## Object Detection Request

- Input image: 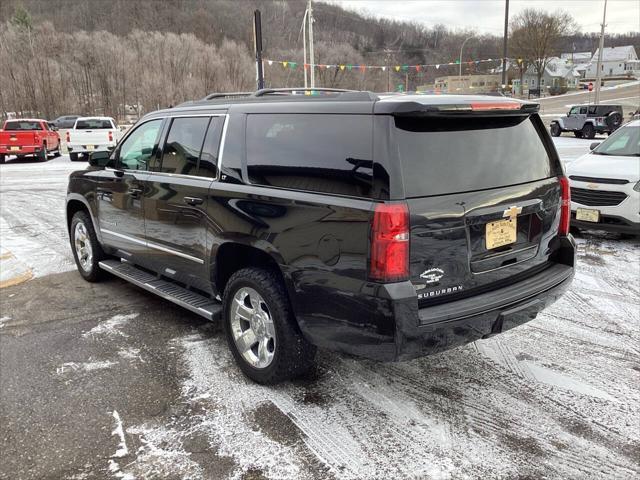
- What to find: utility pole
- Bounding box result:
[501,0,509,89]
[459,36,473,78]
[594,0,607,105]
[253,10,265,90]
[300,8,308,88]
[385,50,392,92]
[308,0,315,88]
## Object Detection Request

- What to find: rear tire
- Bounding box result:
[0,154,5,164]
[70,211,106,282]
[222,267,316,384]
[573,131,583,138]
[550,123,561,137]
[582,123,595,140]
[53,147,61,158]
[69,152,79,162]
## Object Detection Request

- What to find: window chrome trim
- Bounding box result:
[101,229,204,265]
[118,113,228,181]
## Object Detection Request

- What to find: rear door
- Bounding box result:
[385,112,563,305]
[143,114,225,291]
[96,118,164,261]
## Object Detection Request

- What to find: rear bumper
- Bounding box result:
[571,213,640,234]
[300,236,576,362]
[0,145,40,155]
[68,143,115,154]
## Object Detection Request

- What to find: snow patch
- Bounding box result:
[0,316,10,328]
[111,410,129,458]
[118,347,145,363]
[83,313,139,338]
[56,361,117,375]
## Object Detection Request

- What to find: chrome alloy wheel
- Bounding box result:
[74,221,93,272]
[230,287,276,369]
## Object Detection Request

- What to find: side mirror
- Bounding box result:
[589,142,600,151]
[88,150,111,168]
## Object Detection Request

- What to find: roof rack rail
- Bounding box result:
[202,92,253,100]
[253,87,358,97]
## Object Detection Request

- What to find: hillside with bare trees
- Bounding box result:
[1,0,638,120]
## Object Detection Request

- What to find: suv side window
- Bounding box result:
[569,107,580,115]
[579,107,587,114]
[588,106,598,115]
[198,116,224,178]
[246,114,373,197]
[158,117,209,175]
[117,119,162,171]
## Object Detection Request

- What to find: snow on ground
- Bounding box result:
[1,146,639,478]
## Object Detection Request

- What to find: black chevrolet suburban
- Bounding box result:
[66,88,576,384]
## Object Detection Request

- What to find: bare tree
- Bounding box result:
[510,9,577,93]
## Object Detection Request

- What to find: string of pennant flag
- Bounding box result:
[264,57,502,71]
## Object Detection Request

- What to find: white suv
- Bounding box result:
[567,120,640,235]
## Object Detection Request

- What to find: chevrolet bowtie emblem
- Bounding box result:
[503,206,522,220]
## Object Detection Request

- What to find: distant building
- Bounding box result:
[523,57,581,95]
[560,52,592,65]
[585,45,638,78]
[425,74,501,94]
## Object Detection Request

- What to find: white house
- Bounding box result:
[585,45,638,77]
[560,52,592,65]
[523,57,581,94]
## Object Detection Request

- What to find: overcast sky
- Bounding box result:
[327,0,639,35]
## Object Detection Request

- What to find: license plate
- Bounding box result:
[576,208,600,223]
[86,145,95,151]
[486,218,517,249]
[9,146,20,151]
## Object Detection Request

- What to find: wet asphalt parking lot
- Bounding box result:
[0,136,639,479]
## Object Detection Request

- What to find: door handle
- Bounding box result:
[183,196,204,206]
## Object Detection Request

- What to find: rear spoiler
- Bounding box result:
[376,101,540,116]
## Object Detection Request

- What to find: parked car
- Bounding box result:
[66,116,121,161]
[66,89,576,384]
[52,115,81,129]
[550,104,624,139]
[567,119,640,235]
[0,118,61,163]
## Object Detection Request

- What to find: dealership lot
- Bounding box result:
[1,139,639,479]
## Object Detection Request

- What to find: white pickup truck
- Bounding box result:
[66,116,121,161]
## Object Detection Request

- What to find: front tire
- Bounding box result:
[70,211,106,282]
[582,123,595,140]
[550,123,561,137]
[69,152,79,162]
[222,267,316,384]
[0,154,5,164]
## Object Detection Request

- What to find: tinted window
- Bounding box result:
[159,117,209,175]
[396,116,552,197]
[75,119,113,129]
[198,116,224,178]
[4,121,41,130]
[118,119,162,170]
[246,114,373,197]
[579,107,587,114]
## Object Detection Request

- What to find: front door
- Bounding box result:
[96,118,164,263]
[143,115,225,291]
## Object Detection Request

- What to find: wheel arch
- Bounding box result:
[66,194,102,243]
[211,240,294,302]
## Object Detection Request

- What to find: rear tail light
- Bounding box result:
[65,131,70,143]
[108,131,113,142]
[370,203,410,282]
[559,176,571,235]
[470,102,521,111]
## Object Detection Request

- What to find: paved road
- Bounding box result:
[536,82,640,118]
[1,152,639,479]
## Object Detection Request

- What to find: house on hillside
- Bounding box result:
[523,57,581,95]
[560,52,592,65]
[585,45,639,78]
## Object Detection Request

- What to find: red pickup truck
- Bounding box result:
[0,119,61,164]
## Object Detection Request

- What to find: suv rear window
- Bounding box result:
[246,114,373,197]
[395,116,553,197]
[75,119,113,129]
[4,121,40,130]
